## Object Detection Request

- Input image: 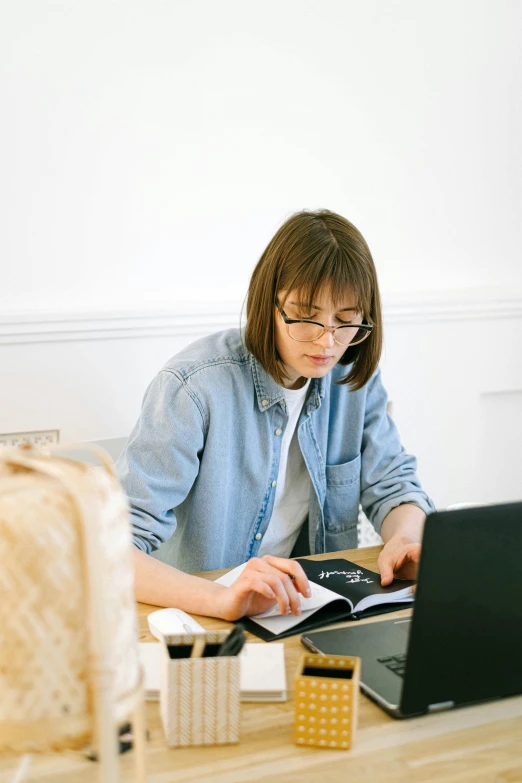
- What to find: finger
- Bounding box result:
[260,571,302,615]
[377,552,396,586]
[395,547,422,575]
[237,561,279,600]
[243,576,277,602]
[280,573,302,615]
[258,573,293,614]
[393,549,409,573]
[260,555,312,598]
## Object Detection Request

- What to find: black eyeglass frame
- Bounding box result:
[275,300,374,346]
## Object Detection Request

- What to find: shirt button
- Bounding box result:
[275,428,282,436]
[262,399,269,407]
[255,533,262,540]
[271,480,277,488]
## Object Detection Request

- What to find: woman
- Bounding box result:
[117,209,435,621]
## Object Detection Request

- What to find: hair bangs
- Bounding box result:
[279,244,371,316]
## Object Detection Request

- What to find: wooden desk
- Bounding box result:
[2,546,522,782]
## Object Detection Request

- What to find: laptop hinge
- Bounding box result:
[427,700,455,713]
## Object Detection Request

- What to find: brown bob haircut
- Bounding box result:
[245,209,382,390]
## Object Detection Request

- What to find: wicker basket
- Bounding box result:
[0,445,145,781]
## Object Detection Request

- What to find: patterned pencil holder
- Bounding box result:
[160,630,240,747]
[294,653,360,750]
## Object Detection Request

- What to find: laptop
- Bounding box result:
[301,502,522,718]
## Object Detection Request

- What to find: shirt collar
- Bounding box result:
[250,354,326,413]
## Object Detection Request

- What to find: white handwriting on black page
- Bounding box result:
[317,569,374,584]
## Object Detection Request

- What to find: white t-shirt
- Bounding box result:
[257,380,311,558]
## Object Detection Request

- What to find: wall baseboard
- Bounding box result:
[1,288,521,345]
[0,311,241,345]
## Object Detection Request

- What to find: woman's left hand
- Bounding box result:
[377,536,421,586]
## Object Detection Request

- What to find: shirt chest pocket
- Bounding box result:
[324,453,361,533]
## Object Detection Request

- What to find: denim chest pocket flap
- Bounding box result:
[325,453,361,487]
[324,453,361,533]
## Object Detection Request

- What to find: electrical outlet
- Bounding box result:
[0,429,60,448]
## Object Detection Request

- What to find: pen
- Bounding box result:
[217,624,246,657]
[190,636,206,658]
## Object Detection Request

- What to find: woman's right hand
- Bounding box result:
[215,555,312,622]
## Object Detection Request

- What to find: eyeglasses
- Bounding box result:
[276,300,373,346]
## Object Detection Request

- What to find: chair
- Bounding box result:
[91,437,128,463]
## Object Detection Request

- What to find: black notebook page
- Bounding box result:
[296,558,415,610]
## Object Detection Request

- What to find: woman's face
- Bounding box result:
[274,287,363,389]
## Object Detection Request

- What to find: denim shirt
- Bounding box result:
[117,328,435,573]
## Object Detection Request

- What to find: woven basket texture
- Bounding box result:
[0,449,141,752]
[160,630,240,747]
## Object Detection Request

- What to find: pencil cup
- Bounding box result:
[160,630,240,747]
[294,653,360,750]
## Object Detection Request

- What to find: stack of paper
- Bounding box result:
[239,642,286,702]
[139,642,161,701]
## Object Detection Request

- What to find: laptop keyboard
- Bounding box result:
[377,653,407,677]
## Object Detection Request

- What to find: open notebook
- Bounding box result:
[215,558,414,641]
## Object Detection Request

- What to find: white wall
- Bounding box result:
[1,1,521,510]
[1,0,521,310]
